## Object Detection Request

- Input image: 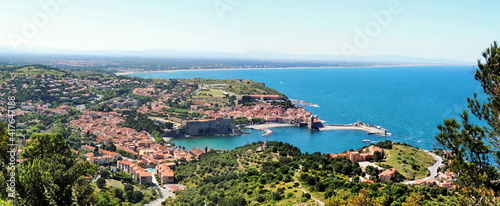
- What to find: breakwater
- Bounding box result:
[319,121,389,136]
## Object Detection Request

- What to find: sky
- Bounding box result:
[0,0,499,61]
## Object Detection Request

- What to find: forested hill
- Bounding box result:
[170,141,455,206]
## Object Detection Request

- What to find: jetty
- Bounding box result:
[319,121,389,136]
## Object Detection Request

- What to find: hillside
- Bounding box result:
[377,144,435,180]
[0,64,305,205]
[172,141,455,206]
[0,64,298,139]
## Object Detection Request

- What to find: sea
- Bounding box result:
[127,66,486,154]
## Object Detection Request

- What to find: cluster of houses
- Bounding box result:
[327,145,400,182]
[206,104,313,124]
[328,145,384,162]
[327,145,457,190]
[117,160,153,184]
[0,100,73,122]
[70,110,214,185]
[0,73,148,120]
[412,172,456,190]
[78,143,209,185]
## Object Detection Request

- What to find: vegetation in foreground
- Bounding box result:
[432,42,500,205]
[173,141,454,206]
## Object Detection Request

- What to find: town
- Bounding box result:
[0,66,460,205]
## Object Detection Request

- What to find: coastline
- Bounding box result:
[114,64,463,76]
[245,123,296,136]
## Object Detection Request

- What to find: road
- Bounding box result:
[424,150,443,180]
[403,150,443,184]
[145,171,176,206]
[91,174,101,183]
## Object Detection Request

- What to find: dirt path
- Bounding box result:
[292,165,325,206]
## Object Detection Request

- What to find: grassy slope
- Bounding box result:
[188,79,284,96]
[193,89,227,98]
[378,145,435,180]
[16,66,67,76]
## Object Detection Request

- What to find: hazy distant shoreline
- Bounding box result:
[115,64,467,76]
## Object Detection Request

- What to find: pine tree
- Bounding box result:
[436,42,500,199]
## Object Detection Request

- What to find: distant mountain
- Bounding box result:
[0,47,473,65]
[121,49,472,65]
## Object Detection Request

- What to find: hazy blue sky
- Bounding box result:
[1,0,498,61]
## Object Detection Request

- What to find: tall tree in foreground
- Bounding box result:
[0,122,10,201]
[469,41,500,165]
[436,42,500,203]
[14,133,97,206]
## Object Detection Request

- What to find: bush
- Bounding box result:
[96,177,106,189]
[113,188,124,200]
[303,193,311,199]
[131,191,144,203]
[124,183,134,192]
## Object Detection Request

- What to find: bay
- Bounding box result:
[127,66,484,154]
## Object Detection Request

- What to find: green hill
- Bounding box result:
[172,141,454,206]
[377,144,435,180]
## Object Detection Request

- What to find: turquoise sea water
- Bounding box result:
[127,66,485,154]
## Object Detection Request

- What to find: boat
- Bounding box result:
[362,139,371,143]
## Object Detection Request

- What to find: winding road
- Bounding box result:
[403,150,443,184]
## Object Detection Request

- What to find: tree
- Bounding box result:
[0,199,15,206]
[100,169,111,179]
[96,177,106,189]
[469,41,500,166]
[124,183,134,192]
[373,151,383,162]
[456,186,497,206]
[72,176,97,206]
[436,42,500,197]
[402,193,424,206]
[327,196,347,206]
[126,190,134,203]
[436,113,494,188]
[346,189,380,206]
[113,188,124,200]
[21,133,74,160]
[0,122,10,199]
[436,42,500,201]
[366,166,380,177]
[15,133,97,206]
[131,191,144,203]
[95,191,119,206]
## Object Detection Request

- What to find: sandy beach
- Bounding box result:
[115,67,317,76]
[113,65,422,76]
[245,123,296,136]
[249,123,296,129]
